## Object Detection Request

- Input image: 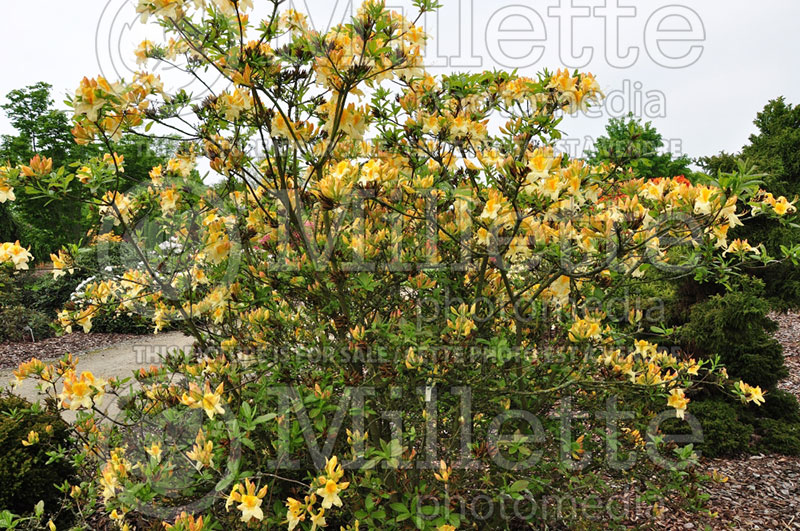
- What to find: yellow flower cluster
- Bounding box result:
[71,73,161,144]
[21,430,40,447]
[217,88,252,121]
[568,316,604,342]
[0,166,14,202]
[0,241,33,270]
[601,341,688,385]
[50,250,75,279]
[762,192,798,216]
[738,381,766,405]
[20,154,53,178]
[58,304,97,333]
[163,512,206,531]
[13,357,50,386]
[285,456,350,530]
[179,381,225,419]
[58,370,108,410]
[100,447,134,502]
[226,478,267,523]
[447,303,477,338]
[309,4,425,93]
[186,428,214,469]
[546,69,604,111]
[667,388,690,419]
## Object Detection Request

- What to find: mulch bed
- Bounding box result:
[0,332,140,370]
[694,312,800,530]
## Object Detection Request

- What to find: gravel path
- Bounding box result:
[0,332,194,408]
[0,332,141,370]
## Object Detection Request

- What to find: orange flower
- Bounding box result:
[20,155,53,178]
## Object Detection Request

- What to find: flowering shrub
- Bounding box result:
[4,0,800,528]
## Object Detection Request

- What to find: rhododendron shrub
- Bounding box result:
[6,0,799,528]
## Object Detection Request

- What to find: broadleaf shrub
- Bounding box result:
[1,1,798,528]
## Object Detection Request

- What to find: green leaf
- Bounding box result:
[508,479,529,492]
[390,502,409,514]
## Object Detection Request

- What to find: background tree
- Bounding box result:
[0,82,77,166]
[587,114,694,179]
[0,82,170,258]
[657,98,800,457]
[699,97,800,309]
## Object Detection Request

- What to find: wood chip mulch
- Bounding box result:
[0,332,140,370]
[694,312,800,530]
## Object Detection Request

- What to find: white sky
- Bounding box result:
[1,0,798,162]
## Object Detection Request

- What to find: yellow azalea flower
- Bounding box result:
[164,512,205,531]
[433,460,451,482]
[20,154,53,178]
[747,386,766,405]
[437,525,457,531]
[739,381,766,405]
[59,370,105,410]
[21,430,39,447]
[225,483,242,511]
[13,357,46,386]
[773,196,796,216]
[286,497,306,530]
[180,381,225,419]
[324,456,345,481]
[447,304,476,337]
[149,164,163,184]
[99,449,132,502]
[103,152,125,172]
[693,186,715,215]
[475,227,492,246]
[226,479,267,523]
[358,159,383,186]
[218,88,252,120]
[134,39,155,65]
[310,508,326,531]
[667,388,689,419]
[479,190,507,224]
[186,429,214,469]
[100,465,119,502]
[74,306,96,333]
[723,238,758,256]
[568,318,603,342]
[405,346,423,369]
[50,250,75,279]
[213,0,254,16]
[0,241,33,270]
[160,188,180,214]
[205,230,231,264]
[0,172,16,202]
[145,442,163,462]
[167,156,194,177]
[316,478,347,509]
[546,275,573,306]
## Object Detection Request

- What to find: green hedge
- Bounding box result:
[0,395,74,515]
